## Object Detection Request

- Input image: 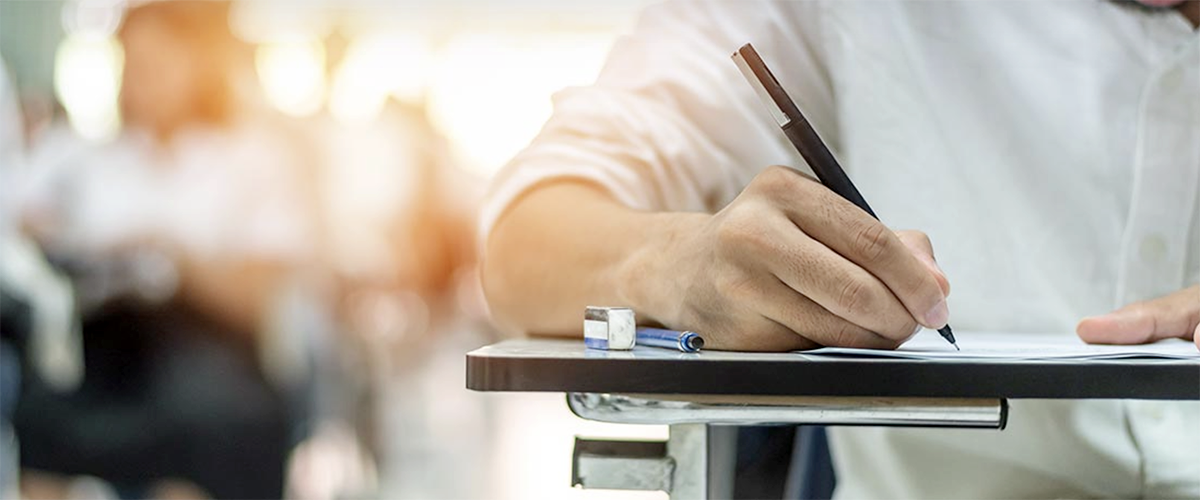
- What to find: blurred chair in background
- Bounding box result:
[321,99,483,352]
[307,91,488,500]
[10,2,321,498]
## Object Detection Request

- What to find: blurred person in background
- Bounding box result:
[11,1,316,498]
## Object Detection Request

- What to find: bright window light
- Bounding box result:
[256,40,327,117]
[426,33,614,178]
[54,33,123,142]
[329,34,431,124]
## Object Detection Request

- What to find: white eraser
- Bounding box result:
[584,306,636,350]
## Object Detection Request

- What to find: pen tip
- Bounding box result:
[938,325,957,346]
[953,343,960,351]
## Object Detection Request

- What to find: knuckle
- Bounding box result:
[908,230,932,249]
[714,212,752,248]
[835,278,873,317]
[827,321,860,347]
[852,222,895,264]
[753,166,800,199]
[1127,302,1151,317]
[762,164,793,182]
[913,273,946,302]
[885,319,921,342]
[716,208,774,255]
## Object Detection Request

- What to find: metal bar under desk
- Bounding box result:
[567,393,1008,429]
[568,393,1005,498]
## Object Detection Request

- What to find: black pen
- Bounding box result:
[731,43,958,350]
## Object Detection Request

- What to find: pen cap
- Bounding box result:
[732,45,791,127]
[584,306,636,350]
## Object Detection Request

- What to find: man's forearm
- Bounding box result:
[482,181,703,336]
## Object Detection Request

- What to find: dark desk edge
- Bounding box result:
[466,346,1200,400]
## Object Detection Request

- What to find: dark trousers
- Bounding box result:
[14,307,290,499]
[734,426,836,500]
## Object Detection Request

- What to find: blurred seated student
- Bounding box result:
[13,1,317,498]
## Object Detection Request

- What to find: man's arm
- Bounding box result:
[484,167,952,352]
[483,1,948,351]
[482,182,692,337]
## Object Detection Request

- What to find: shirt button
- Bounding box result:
[1139,235,1168,265]
[1159,68,1182,93]
[1141,405,1164,421]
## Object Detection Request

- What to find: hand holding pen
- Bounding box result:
[732,43,958,350]
[572,49,952,353]
[651,167,952,351]
[611,46,953,352]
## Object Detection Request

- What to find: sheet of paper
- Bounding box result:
[804,330,1200,360]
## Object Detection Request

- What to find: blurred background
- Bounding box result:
[0,0,668,498]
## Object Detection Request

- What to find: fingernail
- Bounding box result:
[923,299,949,328]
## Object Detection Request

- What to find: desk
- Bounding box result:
[466,338,1200,498]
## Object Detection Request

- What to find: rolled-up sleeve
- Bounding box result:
[480,0,836,241]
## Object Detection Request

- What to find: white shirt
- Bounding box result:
[482,1,1200,497]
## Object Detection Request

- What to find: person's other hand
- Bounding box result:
[631,166,951,351]
[1077,286,1200,351]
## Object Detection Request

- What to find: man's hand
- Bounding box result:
[623,166,951,351]
[1077,286,1200,351]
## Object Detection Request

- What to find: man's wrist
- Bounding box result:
[615,211,709,328]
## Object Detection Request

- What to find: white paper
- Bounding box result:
[804,330,1200,360]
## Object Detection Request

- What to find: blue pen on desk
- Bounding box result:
[636,327,705,353]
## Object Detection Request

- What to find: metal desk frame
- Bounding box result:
[467,339,1199,499]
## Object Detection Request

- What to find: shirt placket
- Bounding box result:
[1119,31,1200,500]
[1116,38,1200,307]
